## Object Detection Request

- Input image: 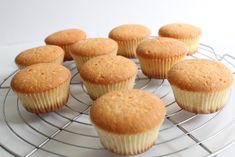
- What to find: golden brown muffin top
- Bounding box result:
[167,59,233,92]
[45,29,86,45]
[15,45,64,67]
[80,55,137,84]
[136,37,188,59]
[11,63,71,93]
[70,38,118,57]
[109,24,151,41]
[158,23,202,39]
[90,89,166,134]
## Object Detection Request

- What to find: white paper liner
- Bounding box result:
[82,76,136,99]
[15,79,70,113]
[171,85,229,113]
[138,56,185,79]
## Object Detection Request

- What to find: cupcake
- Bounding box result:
[90,89,166,155]
[109,24,151,58]
[158,23,202,55]
[167,59,233,114]
[80,55,137,99]
[11,63,71,113]
[15,45,64,69]
[45,28,86,61]
[70,38,118,70]
[136,37,188,79]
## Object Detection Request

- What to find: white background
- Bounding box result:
[1,0,235,156]
[1,0,235,49]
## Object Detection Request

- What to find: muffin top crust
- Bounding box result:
[45,28,86,45]
[11,63,71,93]
[159,23,202,39]
[109,24,151,41]
[137,37,188,59]
[71,38,118,57]
[15,45,64,67]
[90,89,166,134]
[80,55,137,84]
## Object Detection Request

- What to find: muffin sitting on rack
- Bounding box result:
[167,59,233,114]
[80,55,137,99]
[45,28,86,61]
[136,37,188,79]
[11,63,71,113]
[109,24,151,58]
[90,89,166,155]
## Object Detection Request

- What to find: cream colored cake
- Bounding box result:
[15,45,64,69]
[70,38,118,70]
[80,55,137,99]
[158,23,202,55]
[90,89,166,155]
[136,37,188,79]
[167,59,233,114]
[11,63,71,113]
[109,24,151,58]
[45,28,86,61]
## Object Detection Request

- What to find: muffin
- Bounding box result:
[109,24,151,58]
[167,59,233,114]
[15,45,64,69]
[70,38,118,70]
[136,37,188,79]
[80,55,137,99]
[90,89,166,155]
[45,28,86,61]
[158,23,202,55]
[11,63,71,113]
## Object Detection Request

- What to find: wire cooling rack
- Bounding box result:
[0,43,235,157]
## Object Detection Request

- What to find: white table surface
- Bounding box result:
[1,0,235,156]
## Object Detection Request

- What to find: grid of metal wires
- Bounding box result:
[0,43,235,157]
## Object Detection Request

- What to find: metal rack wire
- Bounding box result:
[0,43,235,157]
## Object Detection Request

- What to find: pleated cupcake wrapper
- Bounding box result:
[73,56,93,71]
[138,56,185,79]
[16,54,64,70]
[117,38,147,58]
[72,50,117,71]
[94,125,160,155]
[179,37,200,55]
[15,80,70,113]
[53,53,65,65]
[60,45,74,61]
[82,76,136,100]
[171,85,229,114]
